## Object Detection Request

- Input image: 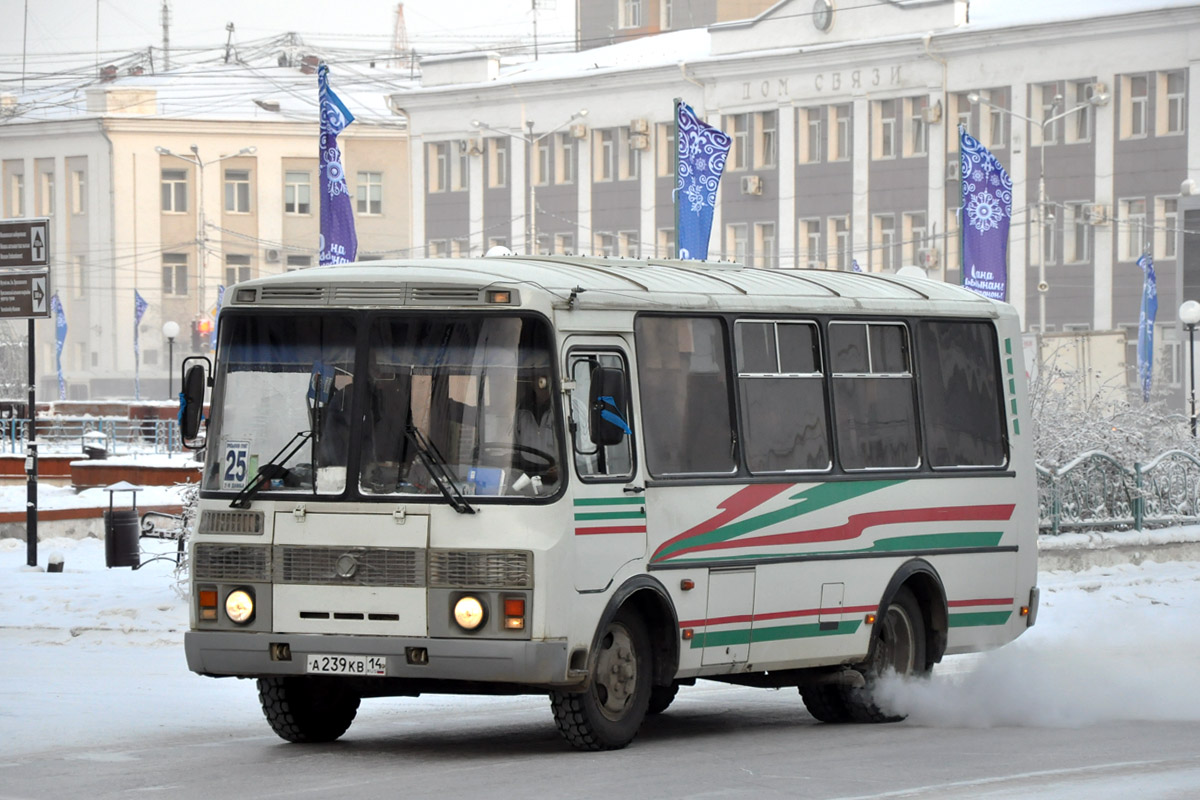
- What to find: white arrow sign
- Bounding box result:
[32,277,47,314]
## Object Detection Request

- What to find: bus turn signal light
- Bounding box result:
[864,613,877,625]
[504,597,525,630]
[199,588,218,621]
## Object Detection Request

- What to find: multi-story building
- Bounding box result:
[391,0,1200,401]
[1,59,411,399]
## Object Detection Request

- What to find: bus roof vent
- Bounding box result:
[408,286,482,305]
[259,286,328,304]
[334,286,409,304]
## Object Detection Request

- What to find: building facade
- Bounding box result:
[393,0,1200,400]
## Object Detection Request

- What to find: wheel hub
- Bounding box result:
[594,627,638,719]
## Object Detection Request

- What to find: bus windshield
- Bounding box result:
[203,312,562,501]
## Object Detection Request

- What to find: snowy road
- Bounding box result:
[3,538,1200,799]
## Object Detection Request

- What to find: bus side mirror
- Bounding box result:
[589,366,631,447]
[180,359,209,445]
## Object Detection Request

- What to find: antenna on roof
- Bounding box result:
[160,1,170,71]
[224,22,235,64]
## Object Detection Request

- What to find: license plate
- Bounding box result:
[305,654,387,676]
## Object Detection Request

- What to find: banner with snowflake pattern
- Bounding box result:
[1137,252,1157,402]
[319,63,357,266]
[675,100,732,261]
[959,126,1012,301]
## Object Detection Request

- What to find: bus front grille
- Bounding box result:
[274,546,424,587]
[428,549,532,589]
[193,543,271,582]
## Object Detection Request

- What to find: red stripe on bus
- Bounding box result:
[948,597,1014,608]
[668,504,1016,560]
[679,604,878,628]
[574,525,648,535]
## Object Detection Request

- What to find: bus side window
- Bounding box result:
[568,352,634,480]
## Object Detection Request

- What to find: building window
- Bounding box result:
[985,90,1008,149]
[952,92,972,150]
[726,223,747,263]
[755,111,777,169]
[831,104,851,161]
[284,171,311,214]
[798,107,822,164]
[535,138,552,186]
[8,172,24,217]
[1123,74,1149,138]
[1119,197,1147,261]
[161,168,187,213]
[618,0,643,28]
[286,254,311,271]
[905,96,928,156]
[619,128,640,181]
[829,216,850,270]
[428,240,447,258]
[800,218,821,268]
[555,232,575,254]
[1038,83,1061,145]
[487,138,508,189]
[727,113,750,171]
[655,123,675,177]
[1160,70,1186,135]
[755,222,776,268]
[1064,202,1091,264]
[450,238,470,258]
[70,170,85,215]
[39,172,54,216]
[356,171,383,215]
[1157,196,1178,259]
[225,254,251,285]
[1041,214,1057,266]
[223,169,251,214]
[162,254,188,296]
[904,211,927,266]
[661,0,672,28]
[453,141,469,191]
[594,129,615,182]
[619,230,640,258]
[556,132,576,184]
[595,232,617,256]
[487,236,508,250]
[1067,81,1094,144]
[657,227,676,258]
[874,99,897,159]
[873,214,896,271]
[428,142,450,193]
[72,255,86,299]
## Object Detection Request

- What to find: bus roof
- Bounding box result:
[229,254,1006,318]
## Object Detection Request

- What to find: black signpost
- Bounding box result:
[1,217,51,568]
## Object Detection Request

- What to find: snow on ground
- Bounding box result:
[2,537,1200,758]
[0,483,192,514]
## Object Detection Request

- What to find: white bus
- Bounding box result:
[182,254,1038,751]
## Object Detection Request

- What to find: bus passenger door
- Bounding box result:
[702,567,755,666]
[564,340,644,592]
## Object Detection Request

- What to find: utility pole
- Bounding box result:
[161,1,170,71]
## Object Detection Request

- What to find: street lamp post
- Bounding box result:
[471,110,587,255]
[162,320,180,399]
[968,90,1109,334]
[154,144,257,317]
[1180,300,1200,437]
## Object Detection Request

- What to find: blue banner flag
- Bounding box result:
[133,289,148,400]
[959,126,1012,301]
[675,100,731,261]
[50,293,67,401]
[851,258,863,273]
[212,284,225,349]
[319,63,357,266]
[1137,252,1158,402]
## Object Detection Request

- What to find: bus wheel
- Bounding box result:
[549,609,652,750]
[257,676,361,743]
[799,684,852,723]
[647,682,679,715]
[845,586,927,723]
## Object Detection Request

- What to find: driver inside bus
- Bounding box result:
[511,369,560,491]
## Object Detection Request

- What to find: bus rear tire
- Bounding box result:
[549,609,652,750]
[799,684,852,723]
[844,586,927,723]
[647,682,679,715]
[257,676,361,743]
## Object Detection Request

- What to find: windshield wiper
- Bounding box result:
[404,424,475,515]
[229,430,313,509]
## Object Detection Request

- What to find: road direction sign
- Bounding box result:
[0,217,51,269]
[0,269,51,319]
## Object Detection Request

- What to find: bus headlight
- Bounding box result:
[225,588,255,624]
[453,596,486,631]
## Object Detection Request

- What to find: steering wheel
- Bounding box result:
[481,442,555,476]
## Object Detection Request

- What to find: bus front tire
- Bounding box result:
[549,609,652,750]
[257,676,361,743]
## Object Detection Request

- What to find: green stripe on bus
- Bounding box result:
[1009,378,1016,395]
[1005,338,1012,355]
[690,620,862,648]
[1006,358,1014,375]
[574,511,646,521]
[868,531,1004,551]
[1013,419,1020,435]
[948,611,1012,627]
[573,497,645,507]
[1011,398,1018,415]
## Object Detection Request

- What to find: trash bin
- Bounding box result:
[83,430,108,459]
[103,481,142,569]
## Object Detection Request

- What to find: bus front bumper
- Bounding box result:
[185,631,573,686]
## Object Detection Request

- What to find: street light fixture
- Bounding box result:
[1179,300,1200,437]
[162,320,180,400]
[471,110,587,255]
[154,144,258,317]
[968,91,1108,334]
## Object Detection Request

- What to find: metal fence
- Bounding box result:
[1038,449,1200,534]
[0,417,180,455]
